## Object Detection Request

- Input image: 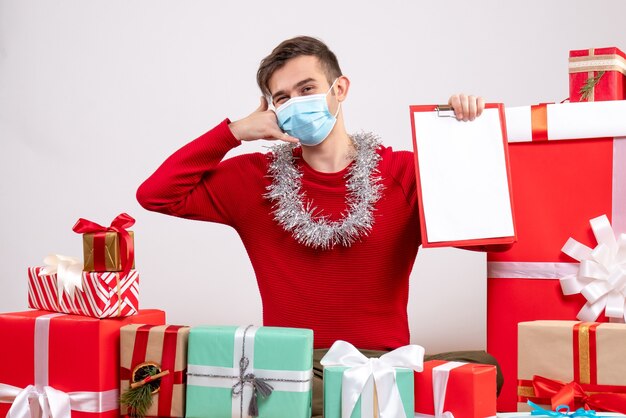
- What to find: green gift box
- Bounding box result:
[321,340,423,418]
[186,325,313,418]
[323,366,414,418]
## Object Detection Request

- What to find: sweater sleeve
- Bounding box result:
[136,119,246,226]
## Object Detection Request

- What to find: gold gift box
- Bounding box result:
[82,230,135,272]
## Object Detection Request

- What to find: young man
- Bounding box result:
[137,36,500,415]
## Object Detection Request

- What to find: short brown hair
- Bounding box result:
[257,36,343,96]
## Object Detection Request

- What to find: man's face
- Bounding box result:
[267,55,338,113]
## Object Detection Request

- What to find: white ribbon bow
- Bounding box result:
[560,214,626,322]
[1,384,71,418]
[320,340,424,418]
[0,383,118,418]
[39,255,84,299]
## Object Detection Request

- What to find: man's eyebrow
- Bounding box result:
[272,78,317,100]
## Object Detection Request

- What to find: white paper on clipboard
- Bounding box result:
[412,107,515,243]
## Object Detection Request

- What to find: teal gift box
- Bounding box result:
[321,340,424,418]
[186,325,313,418]
[323,366,414,418]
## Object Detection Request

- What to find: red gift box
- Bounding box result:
[414,360,497,418]
[0,309,166,418]
[487,103,626,411]
[28,266,139,318]
[569,47,626,102]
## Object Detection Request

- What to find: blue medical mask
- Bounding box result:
[271,79,341,146]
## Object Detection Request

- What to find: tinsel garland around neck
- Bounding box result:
[265,132,385,250]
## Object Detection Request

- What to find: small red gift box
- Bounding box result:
[28,266,139,318]
[487,101,626,411]
[0,309,166,418]
[569,47,626,102]
[120,324,190,417]
[414,360,497,418]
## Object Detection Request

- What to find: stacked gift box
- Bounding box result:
[28,213,139,319]
[0,214,498,418]
[0,213,168,418]
[487,46,626,414]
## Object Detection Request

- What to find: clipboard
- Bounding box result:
[409,103,517,248]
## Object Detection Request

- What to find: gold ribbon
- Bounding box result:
[577,323,591,385]
[569,52,626,75]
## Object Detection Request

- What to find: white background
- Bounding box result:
[1,0,625,353]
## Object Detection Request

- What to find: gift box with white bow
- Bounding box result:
[321,340,424,418]
[486,99,626,411]
[413,360,497,418]
[185,325,313,418]
[0,309,165,418]
[28,259,139,318]
[517,321,626,414]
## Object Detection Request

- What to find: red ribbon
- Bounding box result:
[532,375,626,413]
[530,104,548,141]
[72,213,135,279]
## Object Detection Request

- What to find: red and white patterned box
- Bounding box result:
[28,266,139,318]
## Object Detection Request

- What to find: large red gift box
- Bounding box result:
[569,47,626,102]
[487,102,626,411]
[414,360,497,418]
[28,266,139,318]
[0,309,165,418]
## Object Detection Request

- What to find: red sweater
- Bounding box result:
[137,119,421,350]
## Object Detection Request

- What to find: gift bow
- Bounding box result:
[528,400,597,417]
[232,356,274,417]
[39,254,84,299]
[560,214,626,322]
[0,383,117,418]
[72,213,135,279]
[320,340,424,418]
[532,375,626,414]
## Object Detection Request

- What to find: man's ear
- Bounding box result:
[335,75,350,102]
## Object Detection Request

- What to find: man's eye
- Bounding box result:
[302,86,314,94]
[276,97,288,104]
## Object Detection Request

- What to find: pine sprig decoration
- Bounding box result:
[579,71,605,101]
[120,364,162,418]
[120,383,154,418]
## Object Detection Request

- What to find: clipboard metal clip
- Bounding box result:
[435,105,456,118]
